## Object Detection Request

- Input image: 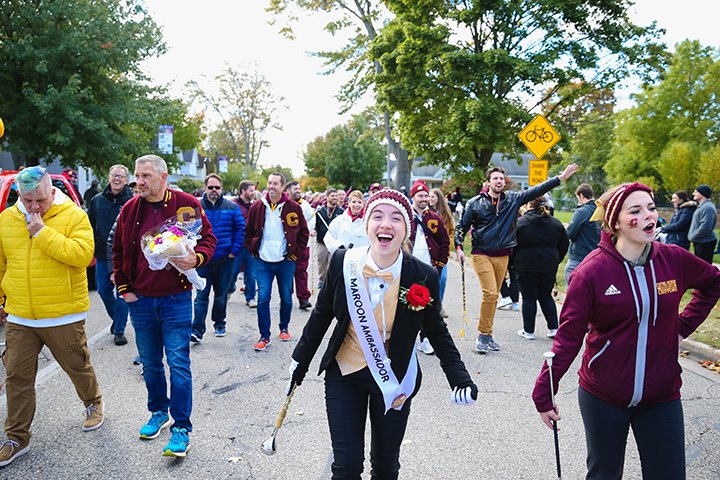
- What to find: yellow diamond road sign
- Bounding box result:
[518,114,560,160]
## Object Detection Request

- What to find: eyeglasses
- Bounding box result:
[206,186,222,190]
[110,173,127,179]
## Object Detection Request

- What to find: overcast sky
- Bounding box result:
[142,0,719,176]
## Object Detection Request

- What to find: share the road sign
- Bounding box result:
[528,160,549,186]
[518,114,560,160]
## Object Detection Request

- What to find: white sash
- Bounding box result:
[343,246,418,413]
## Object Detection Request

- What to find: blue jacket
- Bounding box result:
[201,195,245,263]
[662,201,696,249]
[566,201,601,261]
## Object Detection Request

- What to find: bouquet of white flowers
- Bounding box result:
[140,209,206,290]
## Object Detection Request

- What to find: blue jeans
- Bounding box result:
[439,265,448,301]
[565,258,581,287]
[255,258,295,340]
[230,247,256,301]
[96,260,129,335]
[192,258,234,337]
[127,291,193,431]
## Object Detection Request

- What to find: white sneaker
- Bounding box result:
[547,329,558,338]
[416,338,435,355]
[517,329,535,340]
[497,297,512,309]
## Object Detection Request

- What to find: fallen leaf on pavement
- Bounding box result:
[699,360,720,374]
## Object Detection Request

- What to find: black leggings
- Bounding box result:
[325,363,412,480]
[578,387,685,480]
[517,271,558,333]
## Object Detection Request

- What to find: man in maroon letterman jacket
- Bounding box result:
[244,172,309,351]
[112,155,216,457]
[408,180,450,354]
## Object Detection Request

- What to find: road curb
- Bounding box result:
[681,338,720,362]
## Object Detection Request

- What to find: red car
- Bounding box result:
[0,170,82,211]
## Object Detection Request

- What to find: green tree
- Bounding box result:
[188,65,286,168]
[0,0,193,172]
[268,0,415,189]
[303,111,386,190]
[260,165,295,183]
[657,142,698,194]
[371,0,665,182]
[698,146,720,197]
[606,40,720,188]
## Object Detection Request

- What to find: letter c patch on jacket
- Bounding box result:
[427,219,438,234]
[286,212,299,227]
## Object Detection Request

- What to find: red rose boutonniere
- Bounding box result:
[400,283,433,311]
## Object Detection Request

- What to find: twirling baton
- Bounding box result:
[543,351,561,479]
[459,260,468,338]
[260,384,297,455]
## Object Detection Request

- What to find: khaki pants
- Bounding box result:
[2,321,102,445]
[317,242,331,283]
[471,254,509,335]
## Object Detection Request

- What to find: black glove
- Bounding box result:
[451,381,478,405]
[286,359,307,395]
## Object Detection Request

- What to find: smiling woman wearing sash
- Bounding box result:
[289,189,478,480]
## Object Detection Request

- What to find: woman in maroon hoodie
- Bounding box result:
[532,182,720,480]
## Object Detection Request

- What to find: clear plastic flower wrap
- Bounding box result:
[140,209,206,290]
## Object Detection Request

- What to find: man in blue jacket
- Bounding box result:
[564,183,601,285]
[191,174,245,341]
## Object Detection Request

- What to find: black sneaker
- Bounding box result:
[299,300,312,310]
[190,333,202,344]
[475,334,489,354]
[114,334,128,346]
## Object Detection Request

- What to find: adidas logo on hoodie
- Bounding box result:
[604,284,621,296]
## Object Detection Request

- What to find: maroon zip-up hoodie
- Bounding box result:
[533,232,720,412]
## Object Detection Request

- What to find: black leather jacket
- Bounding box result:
[455,177,561,253]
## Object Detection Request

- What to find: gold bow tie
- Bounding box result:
[362,264,394,283]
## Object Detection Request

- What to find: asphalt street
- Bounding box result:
[0,259,718,479]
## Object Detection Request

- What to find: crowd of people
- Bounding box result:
[0,158,718,479]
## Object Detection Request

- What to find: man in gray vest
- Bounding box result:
[688,184,717,264]
[565,183,601,285]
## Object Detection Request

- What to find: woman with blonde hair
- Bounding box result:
[429,188,454,307]
[324,190,369,255]
[533,182,720,479]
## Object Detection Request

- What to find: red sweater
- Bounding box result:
[244,192,309,261]
[533,233,720,412]
[112,189,217,297]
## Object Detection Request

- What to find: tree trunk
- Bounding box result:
[391,139,412,191]
[478,147,494,172]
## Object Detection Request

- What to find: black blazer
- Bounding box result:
[292,249,472,394]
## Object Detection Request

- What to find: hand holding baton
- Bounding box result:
[543,351,562,479]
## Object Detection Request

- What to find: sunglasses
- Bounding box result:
[207,186,222,190]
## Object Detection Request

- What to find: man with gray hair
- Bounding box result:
[0,166,104,467]
[88,164,134,345]
[113,155,216,458]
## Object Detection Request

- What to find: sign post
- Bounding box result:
[158,124,174,155]
[518,115,560,185]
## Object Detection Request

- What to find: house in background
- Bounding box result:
[167,148,206,187]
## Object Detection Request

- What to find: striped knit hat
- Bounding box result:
[590,182,653,233]
[363,188,413,242]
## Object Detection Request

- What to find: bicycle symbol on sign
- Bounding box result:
[525,126,554,143]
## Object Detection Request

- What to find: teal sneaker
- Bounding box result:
[162,427,190,457]
[139,411,171,440]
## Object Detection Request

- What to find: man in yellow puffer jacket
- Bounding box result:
[0,166,103,468]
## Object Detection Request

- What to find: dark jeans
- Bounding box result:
[517,270,558,334]
[325,363,412,480]
[96,260,129,335]
[229,247,256,301]
[500,263,519,302]
[192,258,234,337]
[127,291,193,431]
[578,387,685,480]
[694,240,717,264]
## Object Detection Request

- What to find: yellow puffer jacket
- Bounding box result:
[0,189,94,319]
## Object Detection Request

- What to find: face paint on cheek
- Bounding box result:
[628,218,639,229]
